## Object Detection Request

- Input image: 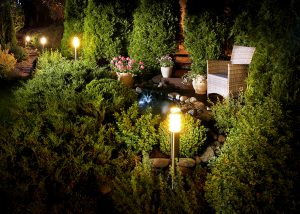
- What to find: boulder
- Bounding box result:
[199,146,215,163]
[189,97,197,103]
[193,101,206,110]
[180,96,189,102]
[135,87,142,94]
[199,109,213,122]
[178,158,196,168]
[218,134,226,143]
[150,158,170,168]
[168,92,180,99]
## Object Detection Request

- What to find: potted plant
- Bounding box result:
[157,54,174,78]
[110,56,145,87]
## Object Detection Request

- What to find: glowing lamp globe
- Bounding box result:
[73,37,80,48]
[25,36,31,43]
[40,37,47,45]
[169,107,182,133]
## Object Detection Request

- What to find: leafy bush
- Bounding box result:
[85,79,137,123]
[8,44,27,62]
[0,49,16,78]
[83,0,135,63]
[0,50,138,212]
[115,103,160,154]
[205,98,295,213]
[112,154,208,214]
[159,113,206,157]
[211,93,244,134]
[184,12,225,75]
[129,0,179,71]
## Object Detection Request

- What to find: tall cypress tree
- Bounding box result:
[129,0,179,71]
[0,0,17,48]
[83,0,136,63]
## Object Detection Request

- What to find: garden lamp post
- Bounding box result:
[168,107,181,189]
[73,36,80,60]
[40,37,47,52]
[25,36,30,47]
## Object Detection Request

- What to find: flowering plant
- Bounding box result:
[157,54,174,67]
[110,56,145,75]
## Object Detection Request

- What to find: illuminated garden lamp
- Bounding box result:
[73,36,80,60]
[25,36,30,47]
[40,37,47,51]
[168,107,182,189]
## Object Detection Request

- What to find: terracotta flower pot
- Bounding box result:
[116,72,134,87]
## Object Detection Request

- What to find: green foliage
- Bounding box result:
[112,155,208,214]
[11,0,25,32]
[0,50,137,212]
[184,12,225,75]
[115,103,160,154]
[61,0,87,57]
[205,98,295,213]
[83,0,135,63]
[159,113,206,157]
[112,154,156,213]
[211,93,244,134]
[0,0,17,47]
[85,78,137,122]
[0,49,16,78]
[129,0,179,71]
[8,44,27,62]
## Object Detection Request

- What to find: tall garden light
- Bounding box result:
[73,36,80,60]
[168,107,182,189]
[40,37,47,52]
[25,36,30,47]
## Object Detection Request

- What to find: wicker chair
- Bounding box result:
[207,45,255,98]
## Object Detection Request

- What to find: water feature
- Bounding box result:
[137,89,176,118]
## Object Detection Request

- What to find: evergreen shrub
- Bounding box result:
[61,0,87,57]
[129,0,179,71]
[0,50,137,212]
[159,113,206,157]
[184,12,225,75]
[83,0,135,63]
[112,155,208,214]
[8,44,27,62]
[115,103,160,154]
[211,93,244,134]
[205,98,295,213]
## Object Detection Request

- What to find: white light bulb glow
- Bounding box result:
[169,107,181,133]
[40,37,47,45]
[25,36,30,42]
[73,37,80,48]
